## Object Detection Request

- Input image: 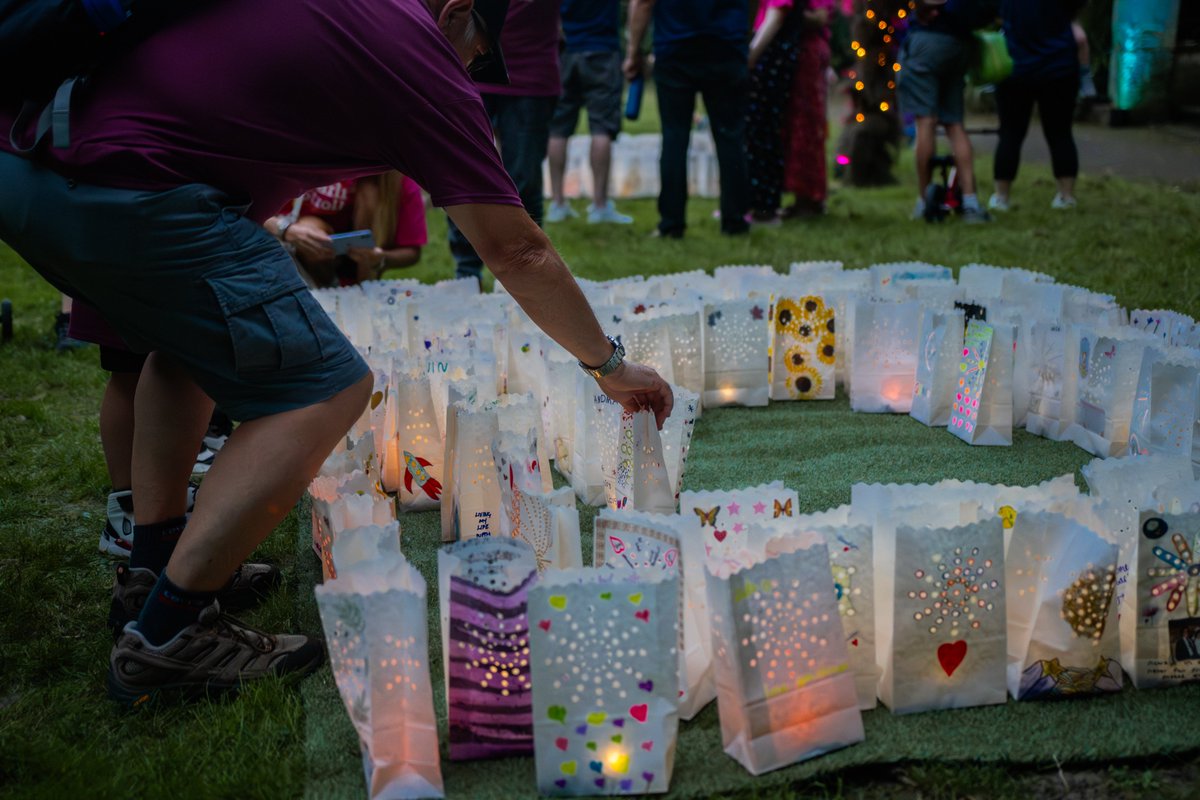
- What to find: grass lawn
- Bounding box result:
[1,143,1199,800]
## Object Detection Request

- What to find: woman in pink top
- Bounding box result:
[267,172,428,286]
[782,0,835,217]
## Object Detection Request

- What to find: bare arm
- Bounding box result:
[446,203,673,426]
[749,7,787,69]
[623,0,656,80]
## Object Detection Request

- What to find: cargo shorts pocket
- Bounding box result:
[205,270,326,374]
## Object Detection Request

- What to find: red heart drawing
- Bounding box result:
[629,704,648,723]
[937,640,968,677]
[713,530,728,543]
[851,638,859,647]
[538,620,551,632]
[641,741,653,752]
[635,609,650,622]
[555,737,569,751]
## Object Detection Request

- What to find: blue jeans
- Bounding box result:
[447,93,558,280]
[654,41,750,236]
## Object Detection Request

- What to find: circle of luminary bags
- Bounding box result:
[307,264,1200,798]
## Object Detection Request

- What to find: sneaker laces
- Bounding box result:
[199,605,275,654]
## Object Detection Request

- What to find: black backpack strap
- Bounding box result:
[9,76,82,157]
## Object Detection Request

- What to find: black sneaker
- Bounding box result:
[107,561,283,639]
[107,603,324,708]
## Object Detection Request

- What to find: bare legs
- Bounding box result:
[944,122,977,197]
[914,116,937,199]
[548,135,568,207]
[100,371,140,491]
[589,134,613,209]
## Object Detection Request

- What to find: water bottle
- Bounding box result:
[625,74,644,121]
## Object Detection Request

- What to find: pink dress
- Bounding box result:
[783,0,835,203]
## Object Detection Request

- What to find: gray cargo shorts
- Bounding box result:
[897,30,969,124]
[0,151,369,420]
[550,50,624,139]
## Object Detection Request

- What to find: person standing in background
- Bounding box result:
[744,0,802,225]
[625,0,751,238]
[781,0,835,218]
[989,0,1082,212]
[446,0,561,282]
[546,0,634,225]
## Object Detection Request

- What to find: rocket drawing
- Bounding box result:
[402,450,442,501]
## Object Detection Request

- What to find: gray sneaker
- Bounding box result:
[961,206,993,224]
[107,603,324,708]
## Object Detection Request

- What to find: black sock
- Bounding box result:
[129,516,187,574]
[136,571,216,646]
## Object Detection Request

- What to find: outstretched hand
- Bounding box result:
[595,361,674,429]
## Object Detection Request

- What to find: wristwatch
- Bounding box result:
[276,217,293,241]
[579,335,625,379]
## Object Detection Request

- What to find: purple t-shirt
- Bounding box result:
[485,0,561,97]
[7,0,520,221]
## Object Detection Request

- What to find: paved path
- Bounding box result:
[966,112,1200,189]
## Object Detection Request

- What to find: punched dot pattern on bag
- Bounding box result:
[908,547,1000,637]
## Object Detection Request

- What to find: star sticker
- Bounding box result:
[752,501,766,515]
[733,523,744,533]
[1041,658,1066,681]
[727,501,741,516]
[751,305,764,320]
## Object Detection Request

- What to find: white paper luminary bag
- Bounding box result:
[571,372,624,506]
[1023,321,1068,439]
[1059,327,1154,457]
[1005,511,1121,700]
[703,300,771,408]
[603,411,676,514]
[310,474,397,580]
[657,387,698,504]
[948,320,1015,446]
[529,570,681,796]
[315,543,443,800]
[437,537,538,761]
[879,518,1007,714]
[497,476,583,573]
[850,299,922,413]
[910,307,965,427]
[441,402,501,541]
[1127,351,1200,463]
[705,542,865,775]
[767,523,878,710]
[594,509,714,719]
[391,372,444,510]
[771,296,837,401]
[1124,511,1200,688]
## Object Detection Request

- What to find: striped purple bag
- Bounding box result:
[438,537,539,760]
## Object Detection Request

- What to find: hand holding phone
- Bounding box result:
[329,229,376,256]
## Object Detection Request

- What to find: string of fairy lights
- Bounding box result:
[847,0,914,126]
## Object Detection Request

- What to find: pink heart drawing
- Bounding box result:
[538,619,551,632]
[641,741,653,752]
[555,737,569,751]
[629,704,648,723]
[938,640,968,677]
[635,609,650,622]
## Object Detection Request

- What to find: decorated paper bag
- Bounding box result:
[658,387,698,504]
[622,310,705,402]
[315,539,443,799]
[681,484,801,572]
[948,320,1015,446]
[703,300,770,408]
[1023,321,1068,439]
[309,473,396,580]
[437,537,539,760]
[1005,511,1122,700]
[879,518,1007,714]
[1127,351,1200,462]
[705,542,865,774]
[392,372,445,510]
[1059,327,1154,457]
[849,299,922,413]
[1124,511,1200,688]
[569,371,624,505]
[530,570,681,796]
[770,296,836,401]
[441,402,501,541]
[496,456,583,573]
[767,522,878,710]
[603,411,675,514]
[910,308,965,427]
[594,509,714,719]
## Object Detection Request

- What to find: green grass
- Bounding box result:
[2,155,1199,800]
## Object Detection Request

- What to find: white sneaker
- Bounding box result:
[1051,193,1077,210]
[545,201,578,223]
[911,198,927,220]
[587,200,633,225]
[987,193,1009,212]
[98,484,200,557]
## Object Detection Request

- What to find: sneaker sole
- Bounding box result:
[106,646,326,709]
[99,528,133,558]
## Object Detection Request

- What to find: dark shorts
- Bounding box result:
[0,151,368,421]
[897,31,968,124]
[549,50,623,139]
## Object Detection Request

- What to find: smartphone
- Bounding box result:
[329,229,376,255]
[625,74,644,121]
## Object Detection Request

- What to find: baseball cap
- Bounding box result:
[467,0,510,85]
